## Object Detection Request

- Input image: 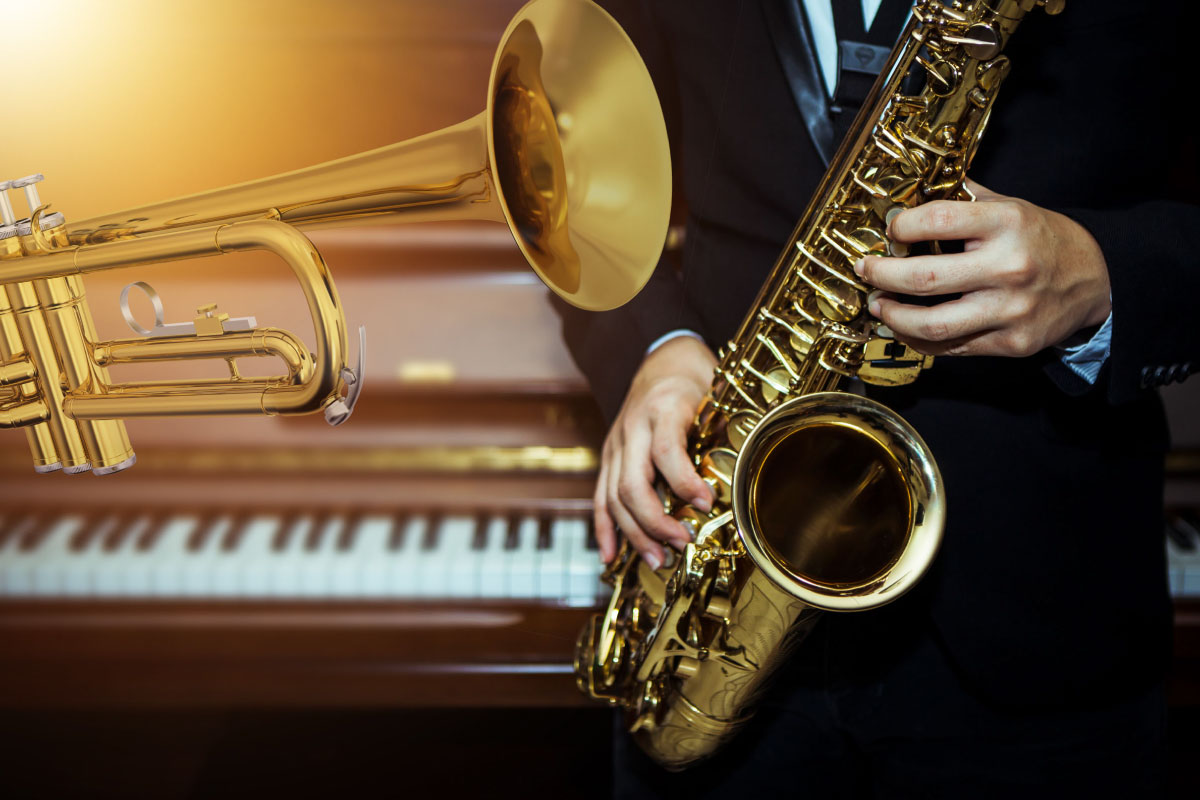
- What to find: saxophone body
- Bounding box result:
[575,0,1064,770]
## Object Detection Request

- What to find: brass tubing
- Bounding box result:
[66,114,503,243]
[3,281,90,471]
[0,358,36,386]
[0,397,49,429]
[66,387,288,419]
[1,238,62,471]
[96,328,314,385]
[215,221,344,416]
[32,271,135,472]
[51,219,343,421]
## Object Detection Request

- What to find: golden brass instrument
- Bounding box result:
[575,0,1064,770]
[0,0,670,475]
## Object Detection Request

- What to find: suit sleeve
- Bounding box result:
[1044,202,1200,404]
[549,0,706,423]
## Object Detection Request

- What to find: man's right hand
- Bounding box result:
[595,335,717,568]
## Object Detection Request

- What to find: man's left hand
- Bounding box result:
[854,179,1111,357]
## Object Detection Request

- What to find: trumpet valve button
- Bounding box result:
[10,174,45,215]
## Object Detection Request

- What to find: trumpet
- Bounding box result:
[0,0,670,476]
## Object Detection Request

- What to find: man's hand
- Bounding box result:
[595,336,716,568]
[854,179,1111,357]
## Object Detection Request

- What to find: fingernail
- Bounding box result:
[869,299,881,317]
[853,258,865,276]
[692,494,711,512]
[678,521,695,540]
[644,551,662,570]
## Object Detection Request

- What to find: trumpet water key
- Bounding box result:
[575,0,1064,770]
[0,0,671,475]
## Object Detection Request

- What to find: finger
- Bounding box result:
[606,443,666,568]
[890,330,989,357]
[593,458,617,564]
[871,294,993,345]
[649,416,712,513]
[618,422,693,547]
[962,177,1001,202]
[607,491,665,569]
[888,199,1005,243]
[856,251,985,296]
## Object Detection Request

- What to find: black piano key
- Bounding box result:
[1166,518,1193,550]
[136,517,168,552]
[536,515,553,550]
[389,514,408,551]
[472,514,490,550]
[17,516,54,553]
[222,516,249,552]
[421,512,442,551]
[1,513,34,550]
[305,515,328,552]
[503,514,521,551]
[272,514,296,552]
[337,514,360,551]
[187,516,214,552]
[76,514,119,552]
[1176,509,1200,541]
[103,517,135,552]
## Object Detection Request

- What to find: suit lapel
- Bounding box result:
[762,0,836,166]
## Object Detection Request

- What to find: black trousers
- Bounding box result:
[613,606,1166,799]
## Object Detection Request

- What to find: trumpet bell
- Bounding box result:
[487,0,672,310]
[65,0,672,311]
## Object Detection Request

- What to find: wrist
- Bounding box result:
[638,335,717,393]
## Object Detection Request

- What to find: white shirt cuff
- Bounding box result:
[646,329,706,356]
[1058,313,1113,385]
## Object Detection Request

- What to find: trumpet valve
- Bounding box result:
[10,174,46,217]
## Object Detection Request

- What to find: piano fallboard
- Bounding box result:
[0,600,593,709]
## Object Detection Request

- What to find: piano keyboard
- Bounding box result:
[4,509,1198,603]
[1167,510,1200,599]
[0,510,605,606]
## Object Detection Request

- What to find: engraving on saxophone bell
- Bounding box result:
[575,0,1061,770]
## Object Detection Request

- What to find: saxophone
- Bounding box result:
[575,0,1064,770]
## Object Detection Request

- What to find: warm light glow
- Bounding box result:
[1,0,525,220]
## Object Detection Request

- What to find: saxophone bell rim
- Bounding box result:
[730,391,945,611]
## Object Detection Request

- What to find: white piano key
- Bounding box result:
[435,515,479,598]
[538,519,570,601]
[352,516,395,597]
[147,516,201,597]
[1173,526,1200,598]
[29,517,86,596]
[328,515,364,597]
[505,516,539,600]
[180,517,232,596]
[122,520,170,596]
[1167,534,1185,597]
[91,516,152,595]
[56,515,118,597]
[2,516,83,596]
[478,516,510,599]
[297,516,343,597]
[0,516,39,594]
[391,516,428,598]
[237,516,282,596]
[270,516,313,596]
[559,517,602,607]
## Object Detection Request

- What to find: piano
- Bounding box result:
[0,219,619,711]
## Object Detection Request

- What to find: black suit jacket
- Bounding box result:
[554,0,1198,706]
